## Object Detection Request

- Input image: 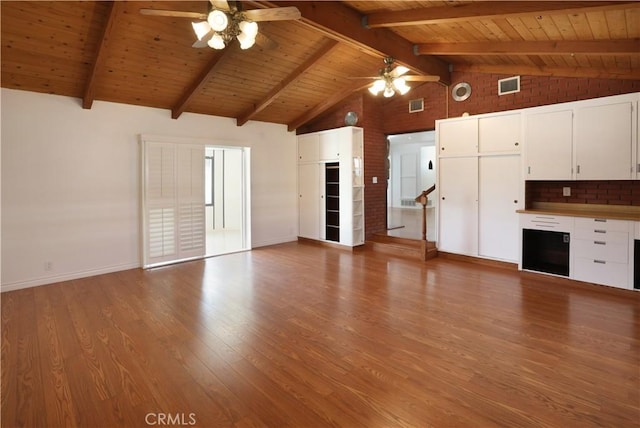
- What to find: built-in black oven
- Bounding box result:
[522,229,570,277]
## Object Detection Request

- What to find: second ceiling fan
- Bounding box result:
[140,0,301,50]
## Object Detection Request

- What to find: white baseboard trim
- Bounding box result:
[1,262,141,292]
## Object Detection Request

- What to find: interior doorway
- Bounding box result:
[205,146,251,257]
[386,131,437,241]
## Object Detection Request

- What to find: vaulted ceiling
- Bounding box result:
[2,1,639,131]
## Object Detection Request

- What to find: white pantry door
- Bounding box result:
[142,141,205,268]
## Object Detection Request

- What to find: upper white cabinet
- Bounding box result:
[575,101,634,180]
[438,118,478,156]
[298,133,319,162]
[319,133,340,161]
[478,113,521,153]
[523,92,638,180]
[524,109,573,180]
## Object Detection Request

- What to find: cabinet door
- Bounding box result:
[524,109,573,180]
[298,134,319,162]
[478,155,520,262]
[438,118,478,156]
[298,163,320,239]
[575,102,633,180]
[319,132,339,161]
[438,157,478,255]
[478,113,521,153]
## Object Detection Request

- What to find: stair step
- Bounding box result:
[366,235,438,261]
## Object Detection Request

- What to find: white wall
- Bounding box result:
[1,88,298,290]
[388,131,436,208]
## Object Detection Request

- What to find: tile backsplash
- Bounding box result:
[526,180,639,207]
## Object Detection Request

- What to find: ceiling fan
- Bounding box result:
[354,57,440,97]
[140,0,301,50]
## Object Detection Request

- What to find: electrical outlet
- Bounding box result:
[372,176,378,184]
[44,261,53,271]
[562,187,571,197]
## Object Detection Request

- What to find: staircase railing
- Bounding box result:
[414,185,436,241]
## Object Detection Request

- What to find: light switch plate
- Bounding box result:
[562,187,571,196]
[372,176,378,184]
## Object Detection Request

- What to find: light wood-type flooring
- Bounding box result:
[2,242,639,427]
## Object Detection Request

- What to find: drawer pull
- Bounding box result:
[593,260,606,264]
[594,219,607,223]
[594,229,607,234]
[594,241,606,245]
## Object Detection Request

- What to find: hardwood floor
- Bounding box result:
[2,241,639,427]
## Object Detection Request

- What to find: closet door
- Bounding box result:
[142,141,205,267]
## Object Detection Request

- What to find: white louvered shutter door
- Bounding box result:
[177,145,206,260]
[144,141,178,267]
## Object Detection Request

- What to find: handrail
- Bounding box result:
[414,184,435,241]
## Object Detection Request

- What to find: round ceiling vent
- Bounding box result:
[451,82,472,101]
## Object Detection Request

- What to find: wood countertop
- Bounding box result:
[517,202,640,221]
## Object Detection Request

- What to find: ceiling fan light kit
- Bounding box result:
[366,57,437,98]
[142,1,300,51]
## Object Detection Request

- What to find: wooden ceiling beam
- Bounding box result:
[82,1,120,109]
[416,39,640,56]
[171,50,228,120]
[236,39,340,126]
[247,1,450,85]
[364,1,639,28]
[287,82,371,132]
[453,63,640,80]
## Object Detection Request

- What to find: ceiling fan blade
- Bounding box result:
[210,0,230,11]
[140,9,207,19]
[244,7,301,22]
[255,32,278,50]
[403,75,440,82]
[347,76,380,80]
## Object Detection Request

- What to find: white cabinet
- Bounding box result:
[438,157,478,256]
[575,101,634,180]
[438,118,478,156]
[298,163,321,240]
[297,127,364,247]
[478,113,521,153]
[524,109,573,180]
[478,156,521,261]
[298,133,319,162]
[523,93,638,180]
[437,112,522,262]
[572,218,633,289]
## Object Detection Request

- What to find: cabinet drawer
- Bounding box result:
[573,228,628,243]
[573,257,629,289]
[573,238,628,263]
[574,217,630,233]
[520,214,573,232]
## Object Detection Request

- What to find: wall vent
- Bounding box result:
[401,199,416,207]
[409,98,424,113]
[498,76,520,95]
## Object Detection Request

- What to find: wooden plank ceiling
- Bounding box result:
[2,1,639,130]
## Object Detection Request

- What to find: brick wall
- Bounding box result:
[361,94,387,238]
[299,71,640,240]
[526,180,640,207]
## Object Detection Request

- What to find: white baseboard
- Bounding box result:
[1,262,141,292]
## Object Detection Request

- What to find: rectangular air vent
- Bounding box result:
[401,199,416,207]
[498,76,520,95]
[409,98,424,113]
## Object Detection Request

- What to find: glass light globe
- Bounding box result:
[191,21,211,41]
[237,32,256,49]
[239,20,258,37]
[383,87,395,98]
[393,77,410,95]
[207,10,228,32]
[208,34,226,49]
